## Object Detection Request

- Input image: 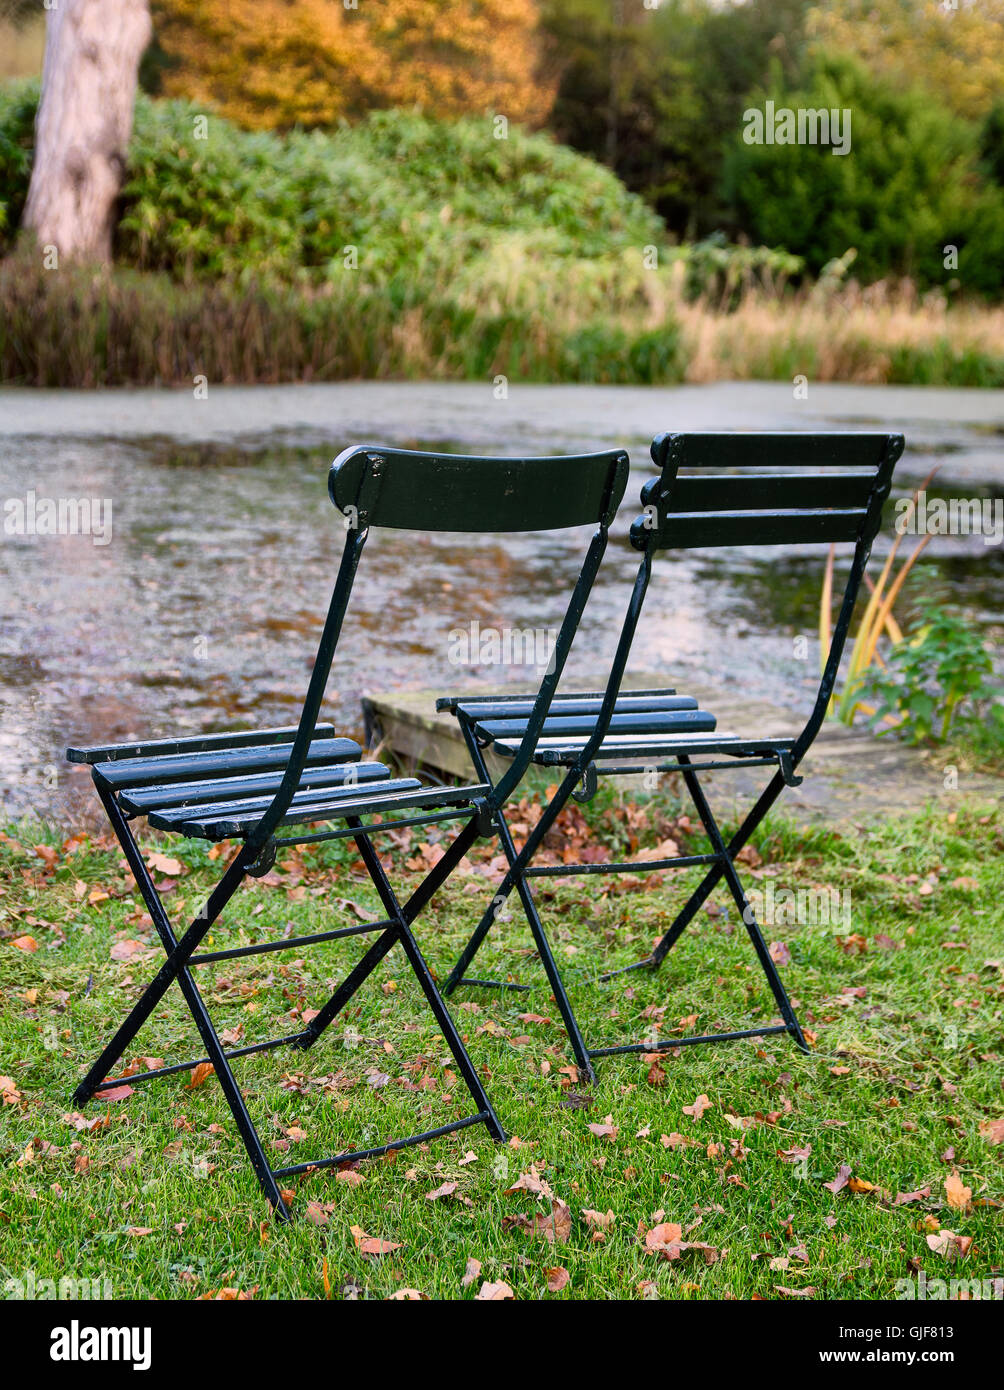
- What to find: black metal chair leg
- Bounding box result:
[679,759,808,1050]
[442,741,598,1081]
[75,789,290,1217]
[339,818,507,1138]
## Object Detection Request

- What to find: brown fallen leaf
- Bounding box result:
[186,1061,214,1089]
[147,852,183,876]
[683,1093,712,1122]
[824,1164,852,1194]
[110,939,148,961]
[11,936,38,953]
[926,1229,972,1260]
[387,1288,427,1300]
[426,1181,457,1202]
[978,1117,1004,1145]
[645,1221,684,1254]
[582,1208,615,1231]
[304,1203,330,1226]
[535,1201,572,1245]
[586,1115,618,1141]
[660,1132,693,1150]
[350,1224,402,1257]
[893,1187,931,1206]
[546,1266,570,1292]
[100,1084,134,1102]
[944,1172,972,1210]
[776,1285,817,1298]
[778,1144,812,1163]
[125,1226,153,1237]
[506,1165,555,1199]
[847,1176,876,1194]
[335,1169,365,1187]
[476,1281,514,1301]
[461,1257,482,1288]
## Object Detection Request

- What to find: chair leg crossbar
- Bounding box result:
[73,787,504,1220]
[443,734,809,1084]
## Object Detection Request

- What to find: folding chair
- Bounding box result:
[66,442,629,1218]
[438,432,904,1081]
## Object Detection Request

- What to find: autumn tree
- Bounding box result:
[150,0,553,130]
[23,0,151,263]
[807,0,1004,122]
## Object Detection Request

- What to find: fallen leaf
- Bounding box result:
[926,1229,972,1260]
[147,852,183,876]
[11,936,38,953]
[546,1266,570,1292]
[945,1172,972,1210]
[110,939,148,961]
[645,1221,684,1255]
[893,1187,931,1206]
[461,1257,482,1288]
[387,1288,427,1300]
[506,1165,555,1199]
[824,1164,852,1195]
[476,1281,514,1301]
[186,1062,214,1089]
[683,1093,712,1122]
[426,1181,457,1202]
[350,1225,402,1257]
[978,1118,1004,1145]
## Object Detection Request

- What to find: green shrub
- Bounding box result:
[861,591,1001,745]
[117,102,668,285]
[0,78,36,252]
[722,56,1004,295]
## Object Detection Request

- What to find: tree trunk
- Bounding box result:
[23,0,151,264]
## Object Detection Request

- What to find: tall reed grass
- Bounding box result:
[2,244,1003,388]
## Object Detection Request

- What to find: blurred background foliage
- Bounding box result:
[2,0,1004,386]
[2,0,1003,297]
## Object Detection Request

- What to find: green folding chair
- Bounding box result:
[438,431,904,1081]
[66,443,629,1218]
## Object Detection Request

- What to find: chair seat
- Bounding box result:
[451,689,795,766]
[72,725,488,841]
[150,779,491,841]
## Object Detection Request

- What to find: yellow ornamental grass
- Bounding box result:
[820,465,940,726]
[152,0,555,130]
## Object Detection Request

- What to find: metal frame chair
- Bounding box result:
[438,431,904,1082]
[67,442,629,1218]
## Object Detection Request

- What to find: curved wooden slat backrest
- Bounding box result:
[330,445,629,533]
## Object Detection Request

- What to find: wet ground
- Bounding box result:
[1,381,1001,825]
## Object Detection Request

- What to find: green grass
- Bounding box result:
[1,799,1002,1301]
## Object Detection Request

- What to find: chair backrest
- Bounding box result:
[246,445,630,847]
[330,445,628,533]
[630,432,903,552]
[566,430,904,781]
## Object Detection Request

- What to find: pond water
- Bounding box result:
[1,381,1001,825]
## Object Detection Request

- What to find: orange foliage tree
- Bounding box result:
[151,0,553,129]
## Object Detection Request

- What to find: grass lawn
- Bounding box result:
[1,794,1002,1302]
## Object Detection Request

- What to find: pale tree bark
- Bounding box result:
[23,0,152,264]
